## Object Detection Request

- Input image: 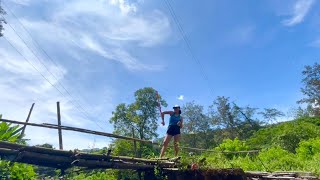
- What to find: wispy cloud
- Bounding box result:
[177,95,184,101]
[9,0,30,6]
[0,0,170,149]
[223,25,255,46]
[0,40,113,149]
[109,0,137,15]
[309,38,320,47]
[282,0,315,26]
[27,0,171,71]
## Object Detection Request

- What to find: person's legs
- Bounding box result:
[173,134,181,157]
[160,134,172,158]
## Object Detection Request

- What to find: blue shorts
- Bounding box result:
[167,125,180,136]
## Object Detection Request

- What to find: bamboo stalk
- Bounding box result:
[0,119,152,144]
[0,119,260,154]
[73,159,154,170]
[20,103,35,137]
[0,147,158,170]
[57,102,63,150]
[0,142,177,170]
[0,141,74,156]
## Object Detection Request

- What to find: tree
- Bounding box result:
[110,87,167,157]
[258,108,285,124]
[289,105,314,119]
[0,2,6,37]
[209,97,262,140]
[209,96,238,138]
[298,63,320,116]
[181,101,212,148]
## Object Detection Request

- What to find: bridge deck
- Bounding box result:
[0,141,179,171]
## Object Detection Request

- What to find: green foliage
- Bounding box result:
[0,161,36,180]
[0,122,23,143]
[70,170,117,180]
[111,139,135,157]
[296,138,320,160]
[0,115,37,179]
[209,97,263,140]
[181,102,212,148]
[248,118,320,152]
[213,138,248,159]
[257,147,302,171]
[216,138,249,152]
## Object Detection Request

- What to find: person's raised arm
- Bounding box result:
[161,111,173,126]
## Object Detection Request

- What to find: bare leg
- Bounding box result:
[160,134,172,158]
[173,134,180,157]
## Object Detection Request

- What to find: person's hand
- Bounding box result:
[161,121,165,126]
[177,121,183,128]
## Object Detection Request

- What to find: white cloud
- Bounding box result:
[109,0,137,15]
[309,38,320,47]
[0,23,114,150]
[9,0,30,6]
[0,0,171,149]
[282,0,315,26]
[79,34,164,71]
[21,0,171,71]
[177,95,184,100]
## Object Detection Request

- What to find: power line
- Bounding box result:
[2,5,112,144]
[2,2,66,81]
[2,19,106,132]
[2,1,92,112]
[2,2,114,129]
[163,0,215,97]
[3,36,66,98]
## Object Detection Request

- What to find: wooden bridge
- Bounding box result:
[0,103,318,179]
[0,141,179,171]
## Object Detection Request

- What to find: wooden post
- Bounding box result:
[132,127,137,157]
[20,103,35,137]
[56,102,63,150]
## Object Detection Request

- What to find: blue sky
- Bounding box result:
[0,0,319,149]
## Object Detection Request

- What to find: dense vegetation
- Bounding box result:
[0,59,319,180]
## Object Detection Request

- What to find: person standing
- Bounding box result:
[160,105,183,158]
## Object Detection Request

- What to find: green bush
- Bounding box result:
[257,147,302,171]
[296,138,320,160]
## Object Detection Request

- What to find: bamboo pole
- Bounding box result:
[57,102,63,150]
[132,127,137,157]
[0,118,260,154]
[20,103,35,137]
[0,141,73,156]
[0,141,176,165]
[0,147,163,170]
[0,118,153,144]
